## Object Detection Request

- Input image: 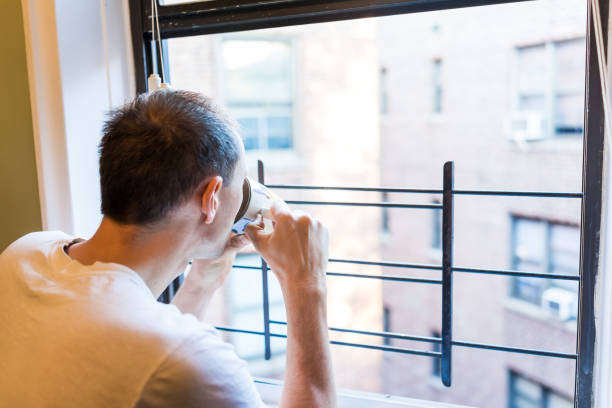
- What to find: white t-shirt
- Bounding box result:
[0,231,266,407]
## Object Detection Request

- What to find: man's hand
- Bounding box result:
[245,201,336,408]
[171,234,248,321]
[244,202,329,295]
[189,234,249,292]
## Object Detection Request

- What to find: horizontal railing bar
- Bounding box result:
[329,341,441,357]
[454,190,583,198]
[270,320,441,343]
[215,326,440,357]
[234,259,442,271]
[452,266,580,281]
[215,326,576,359]
[452,340,577,359]
[266,184,582,198]
[327,271,441,284]
[329,258,443,270]
[233,263,579,281]
[266,184,442,194]
[285,200,441,209]
[232,266,441,284]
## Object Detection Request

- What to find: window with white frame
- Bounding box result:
[510,216,579,319]
[515,38,586,139]
[220,38,294,151]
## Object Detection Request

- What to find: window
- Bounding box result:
[516,38,586,138]
[220,38,294,151]
[132,0,601,407]
[381,191,390,234]
[508,371,572,408]
[431,200,442,252]
[510,216,579,318]
[380,66,389,115]
[432,59,443,114]
[383,306,391,346]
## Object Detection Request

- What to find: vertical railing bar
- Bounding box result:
[441,161,454,387]
[258,160,272,360]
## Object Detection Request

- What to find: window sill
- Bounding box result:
[254,378,474,408]
[503,297,577,332]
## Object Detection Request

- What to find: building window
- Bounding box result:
[220,38,294,151]
[381,191,390,234]
[431,200,442,251]
[380,66,389,115]
[432,59,443,114]
[508,371,572,408]
[431,330,441,378]
[515,38,586,139]
[383,306,391,346]
[510,216,579,319]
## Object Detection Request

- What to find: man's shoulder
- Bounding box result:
[1,231,72,259]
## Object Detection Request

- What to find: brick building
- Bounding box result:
[378,1,584,407]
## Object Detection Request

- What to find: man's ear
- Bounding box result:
[201,176,224,224]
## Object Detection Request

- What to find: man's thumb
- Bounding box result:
[244,220,266,250]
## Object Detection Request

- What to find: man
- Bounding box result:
[0,90,336,407]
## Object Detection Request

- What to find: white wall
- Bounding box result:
[21,0,135,237]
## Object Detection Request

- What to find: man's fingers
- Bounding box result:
[267,200,291,221]
[227,234,249,250]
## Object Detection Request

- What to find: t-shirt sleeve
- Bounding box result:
[135,327,267,408]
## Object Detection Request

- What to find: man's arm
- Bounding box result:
[171,235,248,320]
[245,204,336,408]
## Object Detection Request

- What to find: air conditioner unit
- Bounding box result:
[541,287,577,321]
[506,111,547,142]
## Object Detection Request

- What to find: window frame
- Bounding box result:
[129,1,608,406]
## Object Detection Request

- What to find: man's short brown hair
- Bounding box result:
[99,90,240,225]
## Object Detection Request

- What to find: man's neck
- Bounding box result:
[66,217,191,297]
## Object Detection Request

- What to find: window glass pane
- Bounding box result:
[555,39,586,94]
[222,40,292,104]
[165,0,585,403]
[555,94,583,134]
[548,393,574,408]
[266,116,293,149]
[551,224,580,273]
[518,45,547,95]
[510,372,543,408]
[237,117,260,150]
[519,95,546,112]
[515,219,546,263]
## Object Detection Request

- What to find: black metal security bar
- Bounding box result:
[218,160,584,388]
[258,161,272,360]
[129,0,607,405]
[441,161,454,386]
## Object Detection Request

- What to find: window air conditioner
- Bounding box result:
[541,287,577,321]
[506,111,547,142]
